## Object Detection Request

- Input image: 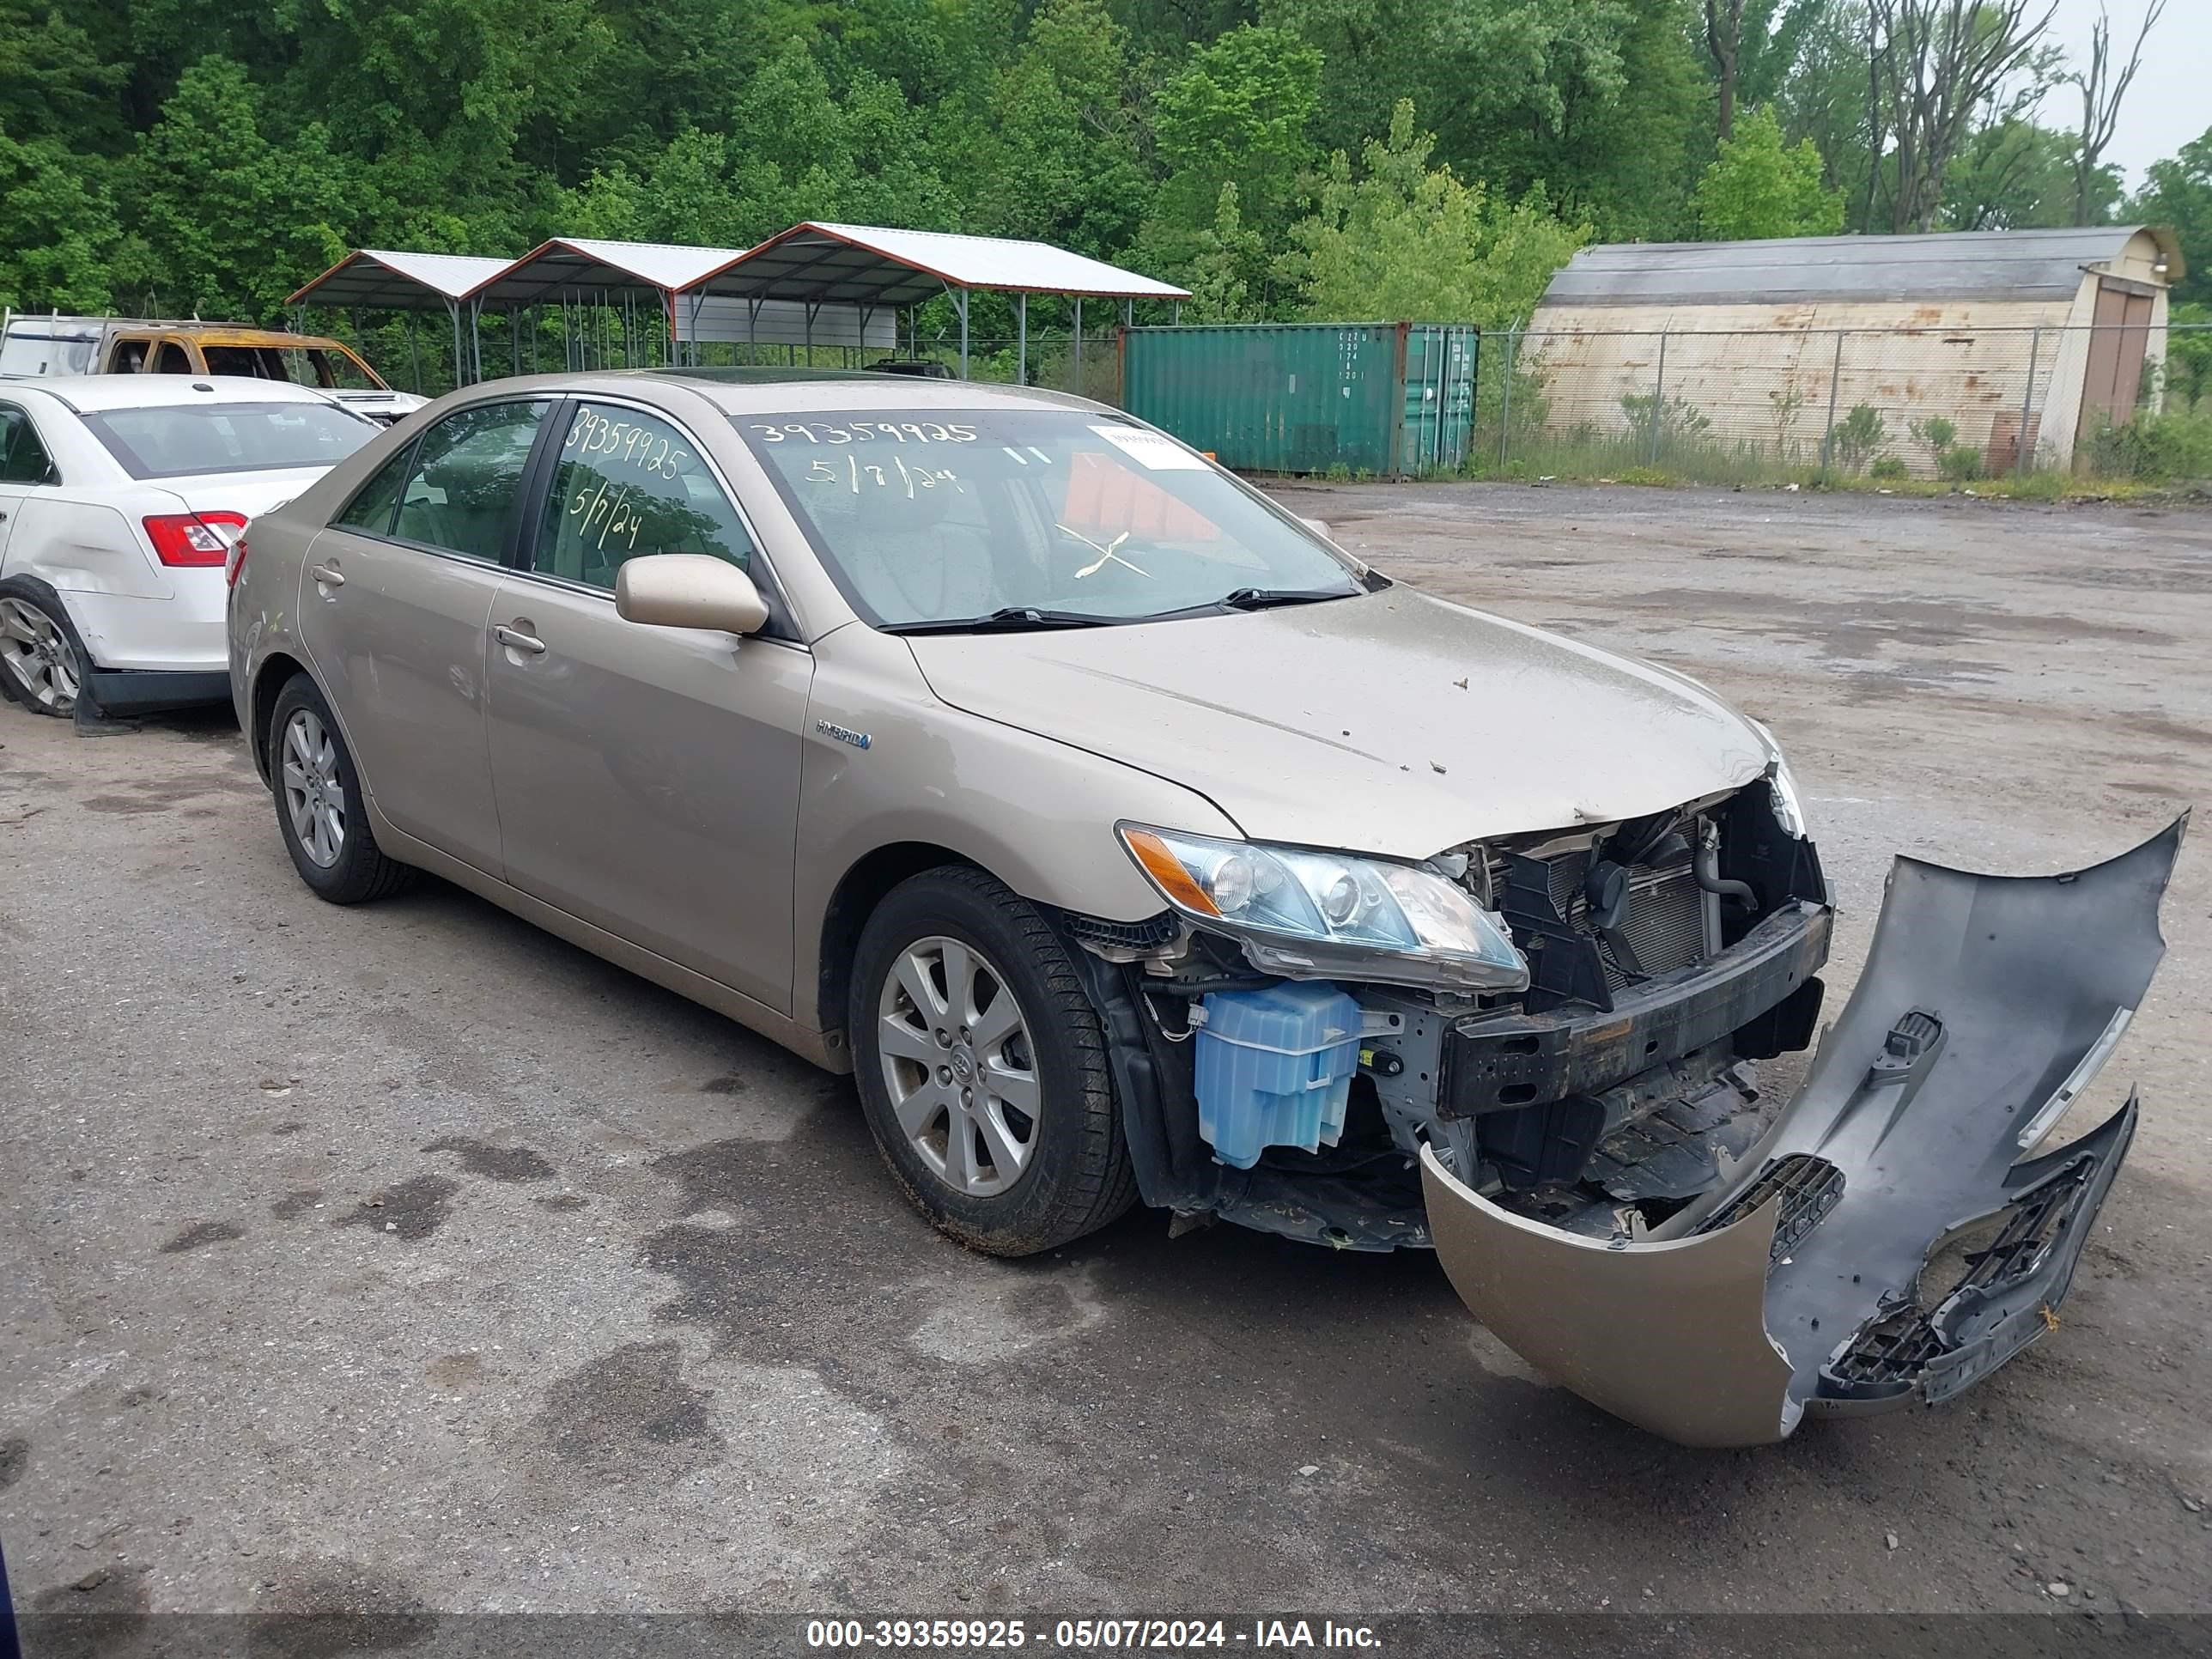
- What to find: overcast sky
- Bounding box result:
[2035,0,2205,188]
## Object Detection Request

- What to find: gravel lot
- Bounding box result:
[2,483,2209,1641]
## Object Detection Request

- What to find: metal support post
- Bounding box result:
[1648,330,1668,465]
[1820,330,1846,477]
[1073,296,1083,392]
[2018,327,2041,477]
[1498,325,1516,469]
[1017,294,1027,386]
[956,290,969,380]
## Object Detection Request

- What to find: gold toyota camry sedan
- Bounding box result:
[228,368,2179,1445]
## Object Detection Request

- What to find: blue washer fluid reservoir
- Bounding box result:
[1190,982,1364,1170]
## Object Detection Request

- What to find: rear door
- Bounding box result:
[483,394,811,1011]
[0,402,49,562]
[298,397,552,875]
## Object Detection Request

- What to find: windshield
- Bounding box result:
[738,409,1362,629]
[82,401,376,479]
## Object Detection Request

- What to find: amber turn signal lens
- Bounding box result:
[1120,829,1221,917]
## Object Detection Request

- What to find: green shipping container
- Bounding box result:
[1117,323,1478,477]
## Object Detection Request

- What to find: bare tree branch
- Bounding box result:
[2071,0,2166,224]
[1867,0,2060,232]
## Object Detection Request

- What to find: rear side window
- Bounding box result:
[535,403,753,591]
[80,402,375,479]
[203,346,283,379]
[392,400,549,563]
[0,405,57,483]
[155,342,193,374]
[332,441,419,536]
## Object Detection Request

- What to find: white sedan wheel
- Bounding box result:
[0,596,80,715]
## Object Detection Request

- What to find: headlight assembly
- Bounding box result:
[1119,825,1529,992]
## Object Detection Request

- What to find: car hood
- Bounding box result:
[904,587,1773,858]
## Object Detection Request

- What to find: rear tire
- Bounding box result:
[0,584,87,718]
[268,674,416,904]
[849,866,1137,1256]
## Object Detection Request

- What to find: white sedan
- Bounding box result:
[0,374,378,718]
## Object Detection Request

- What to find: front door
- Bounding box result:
[297,398,551,874]
[2079,279,2158,432]
[484,396,811,1012]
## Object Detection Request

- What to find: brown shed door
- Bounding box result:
[2079,281,2156,430]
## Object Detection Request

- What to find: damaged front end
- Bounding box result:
[1420,818,2180,1445]
[1064,776,2180,1443]
[1066,773,1834,1251]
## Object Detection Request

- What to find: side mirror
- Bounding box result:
[1299,516,1333,540]
[615,554,770,636]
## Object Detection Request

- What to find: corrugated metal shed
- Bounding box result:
[1543,227,2186,308]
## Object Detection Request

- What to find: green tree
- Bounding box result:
[0,0,127,149]
[1942,117,2116,231]
[0,139,132,311]
[1148,27,1323,240]
[131,56,356,318]
[1691,105,1844,238]
[1289,100,1589,325]
[2136,127,2210,305]
[971,0,1145,255]
[1183,183,1277,322]
[1705,0,1831,143]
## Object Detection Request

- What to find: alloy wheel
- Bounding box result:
[0,598,80,714]
[877,935,1041,1197]
[281,708,347,869]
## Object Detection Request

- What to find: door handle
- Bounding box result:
[308,562,345,586]
[495,623,546,654]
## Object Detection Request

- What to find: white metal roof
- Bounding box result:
[465,237,756,306]
[288,249,516,309]
[284,224,1190,316]
[702,222,1191,304]
[15,374,345,412]
[1540,226,2186,309]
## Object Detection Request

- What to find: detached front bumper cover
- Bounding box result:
[1421,818,2183,1447]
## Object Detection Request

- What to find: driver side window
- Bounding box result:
[536,404,753,593]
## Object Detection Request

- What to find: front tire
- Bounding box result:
[268,674,415,904]
[849,866,1137,1256]
[0,586,86,718]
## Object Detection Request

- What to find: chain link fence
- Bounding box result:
[1471,321,2212,486]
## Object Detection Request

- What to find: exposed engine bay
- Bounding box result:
[1064,788,2183,1444]
[1068,775,1831,1252]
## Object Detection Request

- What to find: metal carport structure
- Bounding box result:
[459,237,748,378]
[693,222,1191,380]
[286,249,514,392]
